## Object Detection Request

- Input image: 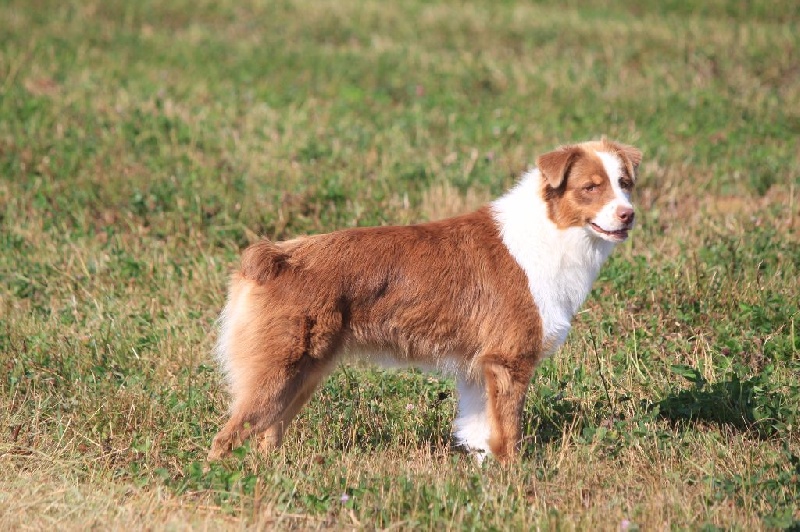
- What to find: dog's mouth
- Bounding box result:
[589,222,631,242]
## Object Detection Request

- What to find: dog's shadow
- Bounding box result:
[652,374,793,438]
[515,372,794,458]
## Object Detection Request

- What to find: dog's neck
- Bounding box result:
[491,169,617,355]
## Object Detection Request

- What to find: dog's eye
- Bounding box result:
[584,184,598,192]
[619,179,633,190]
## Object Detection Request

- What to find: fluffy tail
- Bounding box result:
[214,239,285,393]
[239,238,293,283]
[214,275,251,394]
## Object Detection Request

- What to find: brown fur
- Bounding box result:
[208,207,542,462]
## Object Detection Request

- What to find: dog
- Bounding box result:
[208,138,641,463]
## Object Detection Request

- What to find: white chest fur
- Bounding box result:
[491,170,615,356]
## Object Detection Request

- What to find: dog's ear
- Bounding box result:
[605,140,642,178]
[536,145,582,188]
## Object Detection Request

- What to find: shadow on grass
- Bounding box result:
[655,367,797,438]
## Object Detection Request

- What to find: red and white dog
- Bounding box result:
[209,139,641,462]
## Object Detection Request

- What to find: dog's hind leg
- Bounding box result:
[208,355,330,460]
[257,360,333,454]
[209,307,342,461]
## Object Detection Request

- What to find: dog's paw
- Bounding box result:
[207,433,235,461]
[472,448,488,465]
[451,440,490,464]
[206,446,228,462]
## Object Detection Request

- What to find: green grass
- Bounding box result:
[1,0,799,529]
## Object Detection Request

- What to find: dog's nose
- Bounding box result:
[616,206,635,225]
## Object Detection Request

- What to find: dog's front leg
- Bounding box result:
[481,356,536,463]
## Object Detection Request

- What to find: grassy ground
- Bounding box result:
[1,0,799,529]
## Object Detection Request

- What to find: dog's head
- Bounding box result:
[537,139,642,242]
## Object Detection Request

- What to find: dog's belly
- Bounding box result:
[344,348,472,378]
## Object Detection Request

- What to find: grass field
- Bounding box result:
[1,0,799,529]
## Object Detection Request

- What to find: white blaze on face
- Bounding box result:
[593,151,634,233]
